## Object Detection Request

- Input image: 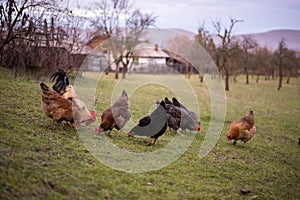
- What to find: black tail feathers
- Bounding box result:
[50,69,69,94]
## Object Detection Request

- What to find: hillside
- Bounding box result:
[237,29,300,51]
[149,28,300,52]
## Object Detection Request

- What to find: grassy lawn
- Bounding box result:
[0,68,299,199]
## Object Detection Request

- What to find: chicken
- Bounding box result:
[172,97,201,129]
[164,98,180,132]
[165,97,200,133]
[128,100,167,146]
[227,111,256,145]
[40,69,96,128]
[239,110,254,130]
[95,90,130,137]
[40,83,78,127]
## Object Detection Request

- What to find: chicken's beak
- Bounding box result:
[95,127,104,135]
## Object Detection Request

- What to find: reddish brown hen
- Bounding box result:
[227,111,256,145]
[40,83,77,128]
[96,90,130,136]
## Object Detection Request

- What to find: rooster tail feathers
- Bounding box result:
[50,69,68,83]
[50,69,69,93]
[40,82,49,91]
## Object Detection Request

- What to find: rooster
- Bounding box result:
[40,69,96,128]
[165,97,200,133]
[227,111,256,145]
[95,90,130,137]
[128,100,167,146]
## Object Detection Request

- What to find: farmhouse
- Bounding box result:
[85,34,197,74]
[130,43,170,73]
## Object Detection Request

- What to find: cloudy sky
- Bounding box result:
[134,0,300,34]
[71,0,300,34]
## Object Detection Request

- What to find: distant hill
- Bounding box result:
[170,29,300,52]
[237,29,300,51]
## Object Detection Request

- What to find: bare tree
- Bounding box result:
[241,35,257,84]
[0,0,59,55]
[274,38,286,90]
[89,0,155,79]
[284,48,298,84]
[253,47,273,83]
[195,25,215,54]
[0,0,92,76]
[195,25,218,79]
[212,18,243,91]
[120,9,155,78]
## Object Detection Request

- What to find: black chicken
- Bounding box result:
[128,100,167,146]
[165,97,201,133]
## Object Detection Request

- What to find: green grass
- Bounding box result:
[0,68,299,199]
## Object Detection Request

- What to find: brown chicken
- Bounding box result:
[239,110,254,131]
[227,111,256,145]
[40,69,96,128]
[41,83,77,127]
[95,90,130,136]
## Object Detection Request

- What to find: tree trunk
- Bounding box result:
[225,68,230,91]
[115,62,120,79]
[277,65,283,90]
[286,71,291,84]
[244,67,249,84]
[233,74,237,83]
[278,75,283,90]
[105,66,110,75]
[256,74,260,83]
[199,74,203,82]
[122,65,128,78]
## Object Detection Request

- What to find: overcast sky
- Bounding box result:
[134,0,300,34]
[71,0,300,34]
